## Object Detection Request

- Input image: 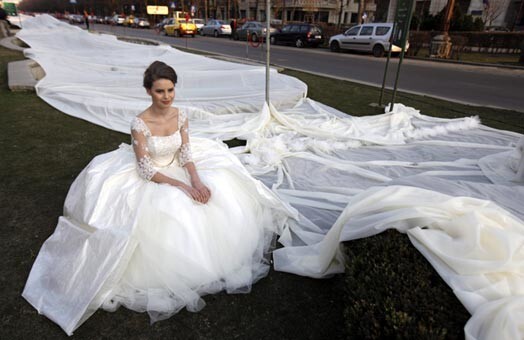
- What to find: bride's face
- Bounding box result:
[147,78,175,109]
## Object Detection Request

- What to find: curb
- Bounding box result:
[405,54,524,71]
[97,29,283,69]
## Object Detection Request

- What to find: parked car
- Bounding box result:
[193,18,205,33]
[133,17,150,28]
[68,14,84,25]
[270,23,324,48]
[123,15,135,27]
[112,14,125,25]
[102,16,113,24]
[164,12,197,37]
[328,23,409,57]
[155,18,170,33]
[233,21,277,42]
[201,20,231,37]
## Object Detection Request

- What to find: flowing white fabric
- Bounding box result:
[18,15,524,339]
[24,133,297,335]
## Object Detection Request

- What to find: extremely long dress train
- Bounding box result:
[22,109,297,336]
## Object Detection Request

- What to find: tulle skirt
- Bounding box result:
[22,138,296,335]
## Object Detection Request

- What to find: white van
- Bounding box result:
[328,23,409,57]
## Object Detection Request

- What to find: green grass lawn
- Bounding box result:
[1,43,522,339]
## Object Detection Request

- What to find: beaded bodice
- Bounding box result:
[130,108,193,180]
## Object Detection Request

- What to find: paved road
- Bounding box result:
[94,24,524,113]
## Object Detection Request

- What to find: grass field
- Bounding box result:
[1,43,522,339]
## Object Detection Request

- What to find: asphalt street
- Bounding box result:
[94,24,524,113]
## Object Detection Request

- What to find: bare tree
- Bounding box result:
[337,0,344,29]
[357,0,366,24]
[483,0,509,27]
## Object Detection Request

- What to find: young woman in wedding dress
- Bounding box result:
[22,61,296,335]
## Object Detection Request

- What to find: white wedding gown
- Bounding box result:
[22,109,297,335]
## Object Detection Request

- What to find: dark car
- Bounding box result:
[234,21,277,42]
[270,23,324,48]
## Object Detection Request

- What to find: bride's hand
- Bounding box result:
[192,180,211,204]
[179,184,207,204]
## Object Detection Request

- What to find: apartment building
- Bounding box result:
[199,0,520,28]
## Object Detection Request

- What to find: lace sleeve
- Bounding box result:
[131,118,157,181]
[178,109,193,167]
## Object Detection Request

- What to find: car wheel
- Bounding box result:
[174,30,180,37]
[270,36,276,45]
[200,29,204,36]
[163,29,168,36]
[251,33,258,42]
[214,30,219,38]
[191,34,195,38]
[295,38,304,48]
[373,44,385,58]
[330,41,340,52]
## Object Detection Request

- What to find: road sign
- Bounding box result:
[3,2,17,16]
[392,0,415,49]
[379,0,415,110]
[147,6,169,15]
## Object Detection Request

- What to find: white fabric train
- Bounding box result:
[18,15,524,338]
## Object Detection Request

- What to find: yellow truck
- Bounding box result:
[164,11,197,37]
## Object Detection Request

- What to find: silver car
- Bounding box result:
[233,21,277,42]
[193,18,205,33]
[201,20,231,37]
[329,23,409,57]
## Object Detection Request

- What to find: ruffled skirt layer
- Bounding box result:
[22,138,295,335]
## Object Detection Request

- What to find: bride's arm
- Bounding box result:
[179,117,211,203]
[131,128,190,189]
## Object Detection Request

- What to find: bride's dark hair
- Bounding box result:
[143,61,178,89]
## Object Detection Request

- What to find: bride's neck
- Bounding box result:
[149,105,170,117]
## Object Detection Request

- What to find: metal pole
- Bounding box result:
[265,0,270,105]
[379,23,395,106]
[246,29,249,59]
[389,45,406,112]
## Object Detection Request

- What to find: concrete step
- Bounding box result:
[8,59,44,91]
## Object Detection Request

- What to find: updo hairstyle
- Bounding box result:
[143,61,178,89]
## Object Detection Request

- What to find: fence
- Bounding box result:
[408,31,524,58]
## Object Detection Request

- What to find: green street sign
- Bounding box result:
[392,0,415,49]
[3,2,17,16]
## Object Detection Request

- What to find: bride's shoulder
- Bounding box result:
[131,114,151,136]
[176,107,188,125]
